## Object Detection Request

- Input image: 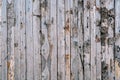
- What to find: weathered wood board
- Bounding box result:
[0,0,120,80]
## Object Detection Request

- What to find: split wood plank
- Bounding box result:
[41,0,51,79]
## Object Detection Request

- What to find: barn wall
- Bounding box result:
[0,0,120,80]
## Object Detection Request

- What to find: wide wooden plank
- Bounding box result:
[57,0,66,80]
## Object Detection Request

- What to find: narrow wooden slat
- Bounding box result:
[25,0,34,79]
[57,0,65,80]
[41,0,51,79]
[77,0,84,79]
[70,0,83,80]
[90,0,96,80]
[7,0,15,79]
[64,0,71,80]
[33,0,41,80]
[83,0,91,79]
[50,0,57,80]
[96,0,101,80]
[14,0,20,79]
[1,0,7,79]
[8,27,14,80]
[115,0,120,80]
[20,0,26,79]
[100,0,115,79]
[107,0,115,80]
[0,1,2,79]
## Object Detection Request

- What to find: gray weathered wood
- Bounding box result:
[1,0,120,80]
[20,0,26,79]
[33,0,41,80]
[1,0,7,80]
[83,0,91,80]
[57,0,65,80]
[96,0,101,80]
[26,0,34,79]
[115,0,120,80]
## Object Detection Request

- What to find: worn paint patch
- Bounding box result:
[101,61,109,80]
[40,32,45,46]
[14,43,18,47]
[86,1,90,9]
[83,40,91,53]
[41,0,48,11]
[64,18,70,32]
[95,35,101,42]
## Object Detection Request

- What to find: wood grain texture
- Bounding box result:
[1,0,7,80]
[115,0,120,80]
[26,0,34,79]
[57,0,65,80]
[1,0,120,80]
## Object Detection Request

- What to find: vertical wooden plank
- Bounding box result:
[100,0,115,80]
[107,0,115,80]
[7,0,15,79]
[115,0,120,80]
[41,0,51,79]
[70,0,84,80]
[33,0,41,80]
[83,0,91,80]
[57,0,66,80]
[77,0,84,79]
[20,0,26,79]
[8,27,14,80]
[0,1,2,79]
[96,0,101,80]
[90,0,96,80]
[26,0,34,79]
[1,0,7,79]
[50,0,57,80]
[64,0,71,80]
[14,0,20,79]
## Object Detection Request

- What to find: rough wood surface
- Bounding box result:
[1,0,120,80]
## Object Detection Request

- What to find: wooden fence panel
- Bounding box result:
[0,0,120,80]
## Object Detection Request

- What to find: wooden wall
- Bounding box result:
[0,0,120,80]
